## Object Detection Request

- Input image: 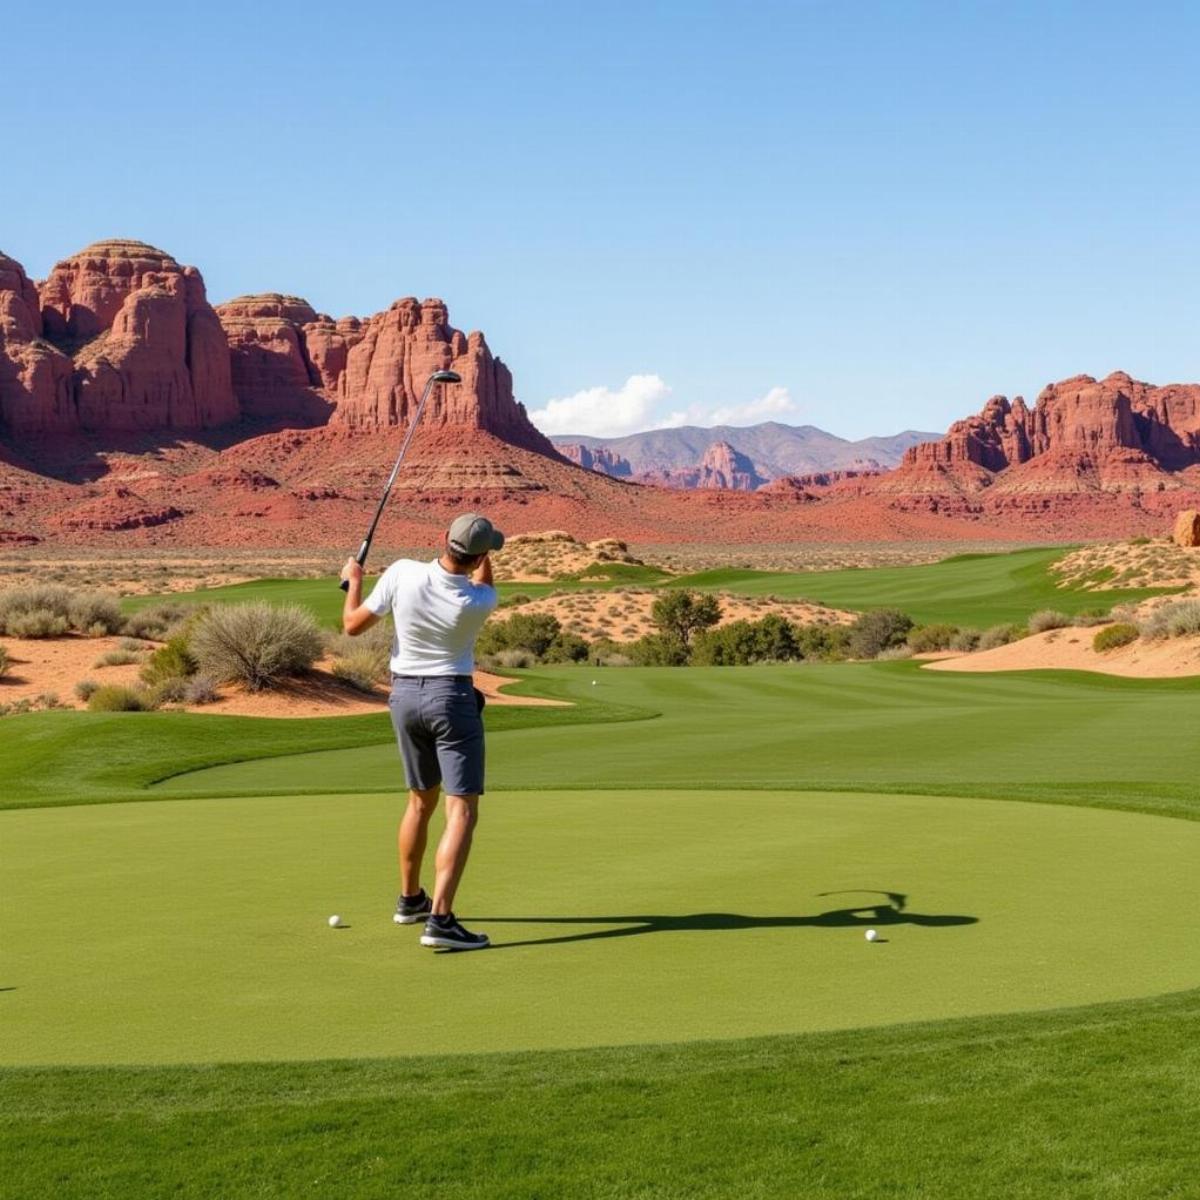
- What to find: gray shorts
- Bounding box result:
[387,675,486,796]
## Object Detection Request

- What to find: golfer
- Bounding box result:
[340,513,504,951]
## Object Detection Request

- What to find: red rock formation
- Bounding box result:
[0,252,75,435]
[643,441,766,490]
[554,443,634,477]
[898,372,1200,495]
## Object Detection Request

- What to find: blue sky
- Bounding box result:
[5,1,1197,439]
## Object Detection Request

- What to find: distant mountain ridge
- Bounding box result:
[552,422,939,488]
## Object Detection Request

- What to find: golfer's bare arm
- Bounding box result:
[340,559,380,636]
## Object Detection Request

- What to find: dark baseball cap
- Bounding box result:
[448,513,505,556]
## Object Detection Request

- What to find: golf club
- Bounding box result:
[339,368,462,591]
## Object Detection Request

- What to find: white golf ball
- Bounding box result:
[865,928,878,942]
[328,915,341,928]
[591,680,597,686]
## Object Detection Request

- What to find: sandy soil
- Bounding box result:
[1053,539,1200,592]
[0,634,564,716]
[507,590,853,643]
[492,531,645,583]
[923,627,1200,678]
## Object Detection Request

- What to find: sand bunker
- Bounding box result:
[924,627,1200,679]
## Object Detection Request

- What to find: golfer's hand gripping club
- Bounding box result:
[338,369,462,592]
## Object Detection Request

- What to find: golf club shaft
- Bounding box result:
[339,373,444,592]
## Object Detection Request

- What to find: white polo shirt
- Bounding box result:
[364,558,498,677]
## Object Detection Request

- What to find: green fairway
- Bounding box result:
[121,546,1176,629]
[4,789,1198,1065]
[154,663,1200,819]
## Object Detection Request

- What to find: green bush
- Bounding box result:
[692,615,802,666]
[140,637,199,686]
[543,631,590,663]
[907,623,959,653]
[1028,610,1071,634]
[68,592,124,636]
[1093,623,1139,652]
[627,632,690,666]
[649,591,721,647]
[477,612,565,659]
[74,678,99,701]
[87,685,151,712]
[794,624,851,661]
[848,609,913,659]
[1139,599,1200,640]
[190,602,324,691]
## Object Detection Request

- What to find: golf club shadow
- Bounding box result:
[473,902,978,951]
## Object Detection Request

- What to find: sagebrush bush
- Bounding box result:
[190,602,323,691]
[123,601,199,641]
[147,677,189,705]
[94,650,140,667]
[183,675,220,705]
[977,624,1025,651]
[140,637,198,686]
[0,585,71,634]
[950,629,981,652]
[5,609,71,638]
[87,685,151,712]
[1139,599,1200,641]
[907,624,959,652]
[74,678,99,701]
[68,592,124,636]
[1028,610,1071,633]
[0,645,7,678]
[331,651,385,693]
[848,609,913,659]
[1093,623,1139,652]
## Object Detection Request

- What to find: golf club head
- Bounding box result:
[431,370,462,384]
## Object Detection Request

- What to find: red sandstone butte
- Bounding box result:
[642,440,766,491]
[554,443,634,477]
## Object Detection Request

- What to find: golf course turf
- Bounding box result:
[4,549,1200,1198]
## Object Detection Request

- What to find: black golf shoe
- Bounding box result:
[393,889,433,925]
[420,913,490,951]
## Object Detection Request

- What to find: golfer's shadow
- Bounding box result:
[478,891,977,950]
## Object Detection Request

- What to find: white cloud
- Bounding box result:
[530,374,686,437]
[705,386,797,427]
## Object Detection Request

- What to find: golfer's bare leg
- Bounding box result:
[399,786,440,896]
[432,793,479,915]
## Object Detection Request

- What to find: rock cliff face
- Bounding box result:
[554,442,634,477]
[899,373,1200,493]
[1,241,237,435]
[643,440,767,491]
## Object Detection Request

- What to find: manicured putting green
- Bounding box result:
[4,789,1198,1065]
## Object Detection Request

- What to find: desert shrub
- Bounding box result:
[794,623,851,662]
[907,623,959,653]
[141,637,198,685]
[498,592,532,608]
[0,585,72,634]
[543,631,590,663]
[485,648,535,669]
[190,602,324,691]
[847,609,913,659]
[977,624,1025,651]
[0,645,7,678]
[123,601,199,641]
[650,591,721,647]
[120,637,152,652]
[95,649,140,667]
[1071,609,1111,628]
[183,675,220,705]
[692,615,802,666]
[68,592,124,636]
[1093,623,1139,652]
[327,622,392,686]
[5,609,71,638]
[627,632,690,666]
[588,638,633,667]
[74,678,99,701]
[1028,610,1071,633]
[477,612,564,659]
[148,677,189,704]
[950,628,981,652]
[331,650,385,693]
[87,685,151,712]
[876,644,914,661]
[1139,599,1200,640]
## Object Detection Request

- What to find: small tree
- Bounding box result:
[650,590,721,648]
[847,609,914,659]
